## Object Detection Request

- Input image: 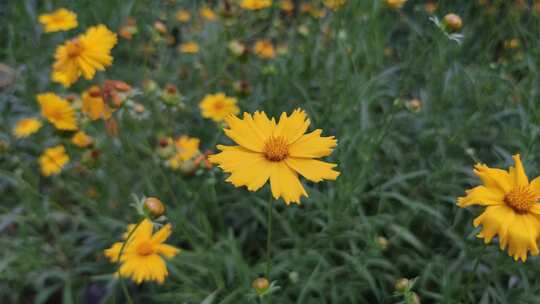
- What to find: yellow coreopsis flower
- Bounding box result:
[52,25,117,87]
[104,219,180,284]
[385,0,407,9]
[176,9,191,22]
[39,145,70,176]
[168,136,201,169]
[324,0,346,10]
[199,93,240,122]
[12,118,42,138]
[38,8,78,33]
[241,0,273,10]
[254,40,275,59]
[200,7,217,21]
[71,131,93,148]
[82,86,112,121]
[458,154,540,262]
[210,109,340,204]
[37,93,78,131]
[179,42,199,54]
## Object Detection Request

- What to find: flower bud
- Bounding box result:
[144,197,166,218]
[410,292,421,304]
[252,277,269,294]
[443,13,462,31]
[395,278,410,293]
[376,236,389,250]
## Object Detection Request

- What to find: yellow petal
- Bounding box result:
[285,157,340,182]
[511,154,529,188]
[156,244,181,258]
[457,186,504,207]
[209,145,272,191]
[273,109,310,144]
[288,129,337,158]
[529,176,540,196]
[253,111,276,139]
[151,224,172,244]
[473,164,512,194]
[131,219,153,242]
[269,162,308,204]
[104,242,123,262]
[224,113,266,152]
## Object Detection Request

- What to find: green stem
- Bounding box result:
[116,220,143,304]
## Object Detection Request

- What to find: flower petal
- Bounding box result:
[473,164,512,194]
[224,113,266,152]
[457,186,505,207]
[285,157,340,182]
[288,129,337,158]
[273,109,310,144]
[156,244,181,258]
[152,224,172,244]
[269,162,308,204]
[131,219,153,242]
[252,111,276,139]
[511,154,529,188]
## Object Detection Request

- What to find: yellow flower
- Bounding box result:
[167,136,200,169]
[457,154,540,262]
[12,118,42,138]
[71,131,93,148]
[280,0,294,13]
[324,0,346,10]
[104,219,180,284]
[39,145,69,176]
[199,93,240,122]
[179,42,199,54]
[52,25,117,87]
[82,86,112,121]
[37,93,78,131]
[210,109,340,204]
[200,7,217,21]
[38,8,78,33]
[254,40,275,59]
[385,0,407,9]
[176,10,191,22]
[241,0,273,10]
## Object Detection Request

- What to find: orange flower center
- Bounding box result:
[263,136,288,161]
[504,186,537,213]
[213,101,224,111]
[66,39,84,58]
[136,241,154,256]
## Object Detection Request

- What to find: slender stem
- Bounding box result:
[265,196,273,279]
[116,220,143,304]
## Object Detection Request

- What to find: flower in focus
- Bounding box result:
[199,93,240,122]
[104,219,180,284]
[71,131,93,148]
[37,93,77,131]
[210,109,340,204]
[385,0,407,9]
[12,118,42,138]
[39,145,70,176]
[176,9,191,23]
[82,86,112,121]
[38,8,78,33]
[52,25,118,87]
[200,7,217,21]
[241,0,273,10]
[254,40,275,59]
[457,154,540,262]
[324,0,346,10]
[443,13,462,31]
[179,42,199,54]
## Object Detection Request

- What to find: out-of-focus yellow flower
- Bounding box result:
[168,136,200,169]
[71,131,93,148]
[457,154,540,262]
[104,219,180,284]
[280,0,294,14]
[39,145,69,176]
[154,21,168,34]
[199,93,240,122]
[52,25,117,87]
[82,86,112,121]
[12,118,42,138]
[424,2,437,13]
[385,0,407,9]
[210,109,340,204]
[254,40,275,59]
[179,42,199,54]
[443,13,462,31]
[38,8,78,33]
[200,7,217,21]
[241,0,273,10]
[324,0,346,10]
[176,10,191,23]
[228,40,246,56]
[504,38,520,50]
[37,93,78,131]
[300,4,326,18]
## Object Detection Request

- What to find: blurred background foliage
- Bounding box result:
[2,0,540,303]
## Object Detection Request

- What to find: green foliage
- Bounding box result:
[2,0,540,303]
